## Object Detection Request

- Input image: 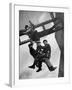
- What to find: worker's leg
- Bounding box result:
[44,58,57,71]
[36,60,42,72]
[28,44,37,69]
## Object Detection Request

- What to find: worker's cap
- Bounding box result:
[43,39,47,43]
[25,25,29,29]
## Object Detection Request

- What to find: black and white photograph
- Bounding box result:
[19,10,64,79]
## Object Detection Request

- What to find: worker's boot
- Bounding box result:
[36,68,42,72]
[28,61,36,69]
[48,66,57,71]
[29,64,35,69]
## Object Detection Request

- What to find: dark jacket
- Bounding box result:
[43,44,51,59]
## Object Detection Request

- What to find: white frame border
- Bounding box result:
[9,3,70,87]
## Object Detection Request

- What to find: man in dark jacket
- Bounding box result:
[42,40,57,71]
[28,41,43,70]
